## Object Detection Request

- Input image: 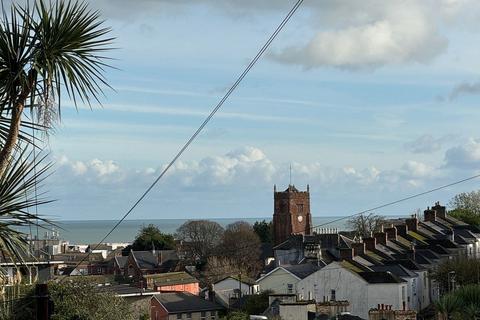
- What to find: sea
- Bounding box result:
[24,217,350,245]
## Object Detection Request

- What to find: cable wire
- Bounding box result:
[61,0,305,282]
[307,172,480,232]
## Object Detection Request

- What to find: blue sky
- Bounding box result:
[34,0,480,220]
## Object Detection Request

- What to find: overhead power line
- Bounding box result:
[62,0,305,281]
[308,172,480,232]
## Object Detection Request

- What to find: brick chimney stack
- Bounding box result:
[432,201,447,219]
[424,207,437,222]
[396,224,408,236]
[352,242,365,256]
[385,226,397,241]
[339,248,354,260]
[405,216,418,232]
[363,237,376,251]
[374,231,387,245]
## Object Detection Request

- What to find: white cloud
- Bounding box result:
[445,138,480,168]
[271,1,448,69]
[402,161,435,178]
[404,134,448,154]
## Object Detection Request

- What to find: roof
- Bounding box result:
[215,275,256,286]
[282,263,321,279]
[371,264,417,278]
[98,284,156,297]
[114,256,128,268]
[132,251,157,270]
[153,292,223,313]
[358,271,406,284]
[144,272,198,286]
[273,235,303,250]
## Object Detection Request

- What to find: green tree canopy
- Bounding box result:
[253,220,272,244]
[132,224,175,251]
[8,280,134,320]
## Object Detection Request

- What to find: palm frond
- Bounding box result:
[0,146,53,264]
[30,0,114,110]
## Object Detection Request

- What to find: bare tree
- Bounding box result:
[347,213,386,238]
[199,256,249,286]
[176,220,224,263]
[220,221,261,277]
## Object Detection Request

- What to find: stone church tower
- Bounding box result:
[272,184,312,245]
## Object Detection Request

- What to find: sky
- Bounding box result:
[27,0,480,221]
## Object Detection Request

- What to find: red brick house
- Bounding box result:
[150,292,223,320]
[143,271,199,295]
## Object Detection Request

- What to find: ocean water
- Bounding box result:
[25,217,349,244]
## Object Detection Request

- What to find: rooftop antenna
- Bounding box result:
[289,163,292,186]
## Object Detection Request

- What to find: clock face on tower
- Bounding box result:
[297,215,303,223]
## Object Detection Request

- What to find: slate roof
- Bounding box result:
[371,264,417,278]
[114,256,128,268]
[98,283,156,296]
[153,292,223,313]
[282,263,322,279]
[383,259,426,271]
[132,251,157,270]
[358,271,406,284]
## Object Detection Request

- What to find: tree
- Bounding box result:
[0,152,51,263]
[9,279,134,320]
[220,221,261,277]
[131,224,175,251]
[176,220,224,263]
[434,285,480,320]
[253,220,272,244]
[198,256,249,286]
[431,257,480,293]
[449,190,480,215]
[449,208,480,227]
[0,0,113,174]
[347,213,386,238]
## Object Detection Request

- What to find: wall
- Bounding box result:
[213,278,252,306]
[257,268,300,294]
[366,283,404,315]
[297,262,405,319]
[167,311,218,320]
[275,248,302,266]
[150,297,168,320]
[157,282,199,295]
[279,303,316,320]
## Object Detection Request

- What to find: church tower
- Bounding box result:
[272,184,312,245]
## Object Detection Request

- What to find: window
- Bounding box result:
[186,313,192,320]
[297,204,304,213]
[201,311,206,320]
[211,311,217,320]
[177,314,182,320]
[402,286,406,302]
[287,283,293,294]
[330,289,336,301]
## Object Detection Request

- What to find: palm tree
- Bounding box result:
[0,0,112,267]
[0,0,113,174]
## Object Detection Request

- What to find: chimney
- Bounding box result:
[363,237,376,251]
[405,217,418,232]
[432,201,447,219]
[396,224,408,236]
[424,208,437,222]
[352,242,365,256]
[339,248,353,260]
[374,231,387,245]
[385,227,397,241]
